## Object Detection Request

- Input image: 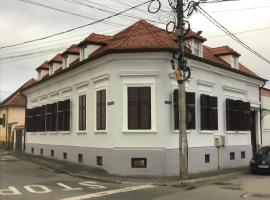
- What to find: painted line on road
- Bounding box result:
[61,185,156,200]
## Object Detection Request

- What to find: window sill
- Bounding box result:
[200,130,216,134]
[173,130,194,134]
[59,131,71,134]
[122,129,157,134]
[94,130,108,134]
[48,132,58,135]
[226,131,250,134]
[76,131,87,134]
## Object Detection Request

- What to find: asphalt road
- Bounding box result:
[1,151,270,200]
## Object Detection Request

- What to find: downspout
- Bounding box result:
[21,91,28,152]
[259,81,266,146]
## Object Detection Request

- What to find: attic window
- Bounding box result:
[193,41,200,56]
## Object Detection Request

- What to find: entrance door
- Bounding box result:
[250,111,257,156]
[15,129,23,152]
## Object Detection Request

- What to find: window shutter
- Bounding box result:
[52,102,58,131]
[139,87,151,129]
[0,118,3,125]
[128,87,151,130]
[173,89,179,130]
[57,101,65,131]
[210,96,218,130]
[25,109,32,132]
[79,95,86,131]
[244,102,251,130]
[64,99,70,131]
[128,87,140,129]
[226,99,232,131]
[101,90,106,130]
[200,94,208,130]
[186,92,195,130]
[41,105,46,132]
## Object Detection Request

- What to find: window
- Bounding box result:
[46,103,57,131]
[131,158,147,168]
[226,99,250,131]
[0,117,3,126]
[78,95,86,131]
[63,152,67,160]
[97,156,103,166]
[241,151,246,159]
[51,150,54,157]
[26,109,33,132]
[200,94,218,130]
[230,152,235,160]
[58,99,71,131]
[205,154,210,163]
[174,90,196,130]
[31,148,34,154]
[78,154,83,163]
[128,87,151,130]
[40,148,43,156]
[193,41,200,56]
[96,90,106,130]
[2,114,6,127]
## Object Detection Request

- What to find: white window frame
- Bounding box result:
[121,74,157,133]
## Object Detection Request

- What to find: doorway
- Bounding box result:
[250,111,257,156]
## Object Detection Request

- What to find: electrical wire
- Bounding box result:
[0,0,152,50]
[197,5,270,65]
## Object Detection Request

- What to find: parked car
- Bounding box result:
[250,146,270,174]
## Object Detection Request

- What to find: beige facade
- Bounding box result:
[0,106,25,146]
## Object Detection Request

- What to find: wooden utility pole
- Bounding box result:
[176,0,188,179]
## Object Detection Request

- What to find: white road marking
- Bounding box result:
[79,181,107,189]
[57,183,82,191]
[61,185,155,200]
[0,186,22,195]
[24,185,52,193]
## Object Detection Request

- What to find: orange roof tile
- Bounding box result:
[47,53,63,64]
[78,33,112,47]
[261,88,270,97]
[239,63,257,76]
[36,61,49,71]
[0,79,36,107]
[209,45,241,57]
[61,44,80,56]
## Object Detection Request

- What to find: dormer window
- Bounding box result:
[193,41,200,56]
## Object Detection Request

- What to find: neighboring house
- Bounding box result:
[0,79,36,150]
[22,20,266,176]
[261,88,270,146]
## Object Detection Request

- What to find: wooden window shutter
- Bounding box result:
[128,87,151,130]
[244,102,251,130]
[101,90,106,130]
[79,95,86,131]
[41,105,46,132]
[200,94,208,130]
[173,89,179,130]
[226,99,232,131]
[186,92,196,130]
[57,101,65,131]
[25,109,32,132]
[64,99,70,131]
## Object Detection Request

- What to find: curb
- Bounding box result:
[10,151,247,186]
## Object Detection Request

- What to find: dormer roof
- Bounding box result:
[209,45,241,57]
[47,54,63,64]
[36,61,49,71]
[61,44,80,56]
[185,30,207,42]
[77,33,112,47]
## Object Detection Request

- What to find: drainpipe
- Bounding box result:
[21,91,28,152]
[259,81,266,147]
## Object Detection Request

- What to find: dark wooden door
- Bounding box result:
[250,111,257,156]
[15,130,23,152]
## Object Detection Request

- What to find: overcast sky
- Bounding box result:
[0,0,270,101]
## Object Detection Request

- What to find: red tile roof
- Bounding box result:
[61,44,80,56]
[185,30,207,42]
[0,79,36,107]
[78,33,112,47]
[47,53,63,64]
[261,88,270,97]
[208,45,241,57]
[36,61,49,71]
[27,20,264,89]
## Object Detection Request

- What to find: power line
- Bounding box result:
[0,0,151,50]
[208,5,270,13]
[197,5,270,65]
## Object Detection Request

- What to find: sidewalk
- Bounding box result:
[10,151,249,186]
